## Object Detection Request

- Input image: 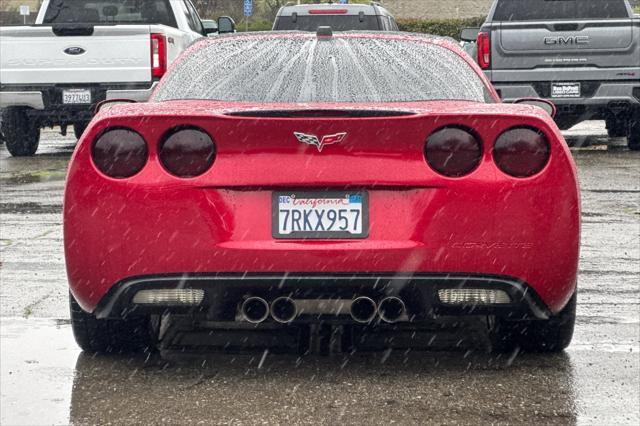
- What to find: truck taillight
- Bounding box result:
[477,31,491,70]
[151,33,167,79]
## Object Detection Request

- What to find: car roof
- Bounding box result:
[277,3,391,17]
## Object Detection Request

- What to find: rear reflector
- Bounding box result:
[132,289,204,306]
[438,289,511,305]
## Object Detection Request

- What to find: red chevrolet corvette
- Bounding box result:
[64,31,580,354]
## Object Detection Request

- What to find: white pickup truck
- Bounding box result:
[0,0,235,156]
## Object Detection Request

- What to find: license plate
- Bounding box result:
[62,89,91,104]
[273,191,368,239]
[551,82,581,98]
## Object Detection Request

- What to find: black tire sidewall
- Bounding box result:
[1,108,40,156]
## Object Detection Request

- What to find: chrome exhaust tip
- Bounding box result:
[270,297,298,323]
[378,296,406,323]
[350,296,377,323]
[240,297,270,324]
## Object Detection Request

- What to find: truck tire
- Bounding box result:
[606,117,629,138]
[69,293,153,353]
[628,119,640,151]
[73,121,90,139]
[490,292,576,353]
[1,108,40,157]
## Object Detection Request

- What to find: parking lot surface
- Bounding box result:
[1,121,639,425]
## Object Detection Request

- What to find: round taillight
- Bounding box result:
[159,128,216,177]
[493,128,550,178]
[425,127,482,177]
[92,128,147,178]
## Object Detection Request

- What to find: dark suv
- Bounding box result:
[273,2,398,32]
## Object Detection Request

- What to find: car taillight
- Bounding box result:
[425,127,483,177]
[159,127,216,177]
[477,31,491,70]
[493,127,550,178]
[92,128,147,178]
[151,33,166,79]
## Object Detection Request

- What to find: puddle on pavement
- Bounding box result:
[0,170,67,185]
[1,318,639,425]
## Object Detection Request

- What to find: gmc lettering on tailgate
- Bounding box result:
[544,36,590,45]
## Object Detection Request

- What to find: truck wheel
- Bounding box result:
[1,108,40,157]
[628,119,640,151]
[606,117,629,138]
[490,293,576,353]
[69,293,153,353]
[73,121,90,139]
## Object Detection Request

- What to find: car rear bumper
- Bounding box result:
[91,273,552,321]
[493,80,640,110]
[0,91,45,109]
[0,83,156,116]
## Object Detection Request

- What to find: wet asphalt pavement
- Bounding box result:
[0,121,638,425]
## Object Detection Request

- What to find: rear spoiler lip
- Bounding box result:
[223,109,417,118]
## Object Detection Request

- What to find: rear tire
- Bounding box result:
[490,293,576,353]
[1,108,40,157]
[73,121,90,139]
[606,117,629,138]
[69,293,153,353]
[628,117,640,151]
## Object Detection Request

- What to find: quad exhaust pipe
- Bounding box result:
[270,297,298,323]
[240,295,406,324]
[350,296,377,323]
[240,297,270,323]
[377,296,406,323]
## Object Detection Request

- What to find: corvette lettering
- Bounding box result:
[451,242,534,250]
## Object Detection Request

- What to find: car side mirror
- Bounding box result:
[217,16,235,34]
[202,19,218,36]
[94,99,137,114]
[514,98,557,118]
[460,27,480,42]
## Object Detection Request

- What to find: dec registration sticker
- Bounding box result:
[273,192,369,239]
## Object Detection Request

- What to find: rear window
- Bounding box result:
[274,15,381,31]
[153,35,489,104]
[43,0,177,27]
[493,0,630,21]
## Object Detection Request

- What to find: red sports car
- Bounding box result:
[64,31,580,354]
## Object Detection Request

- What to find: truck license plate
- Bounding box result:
[62,89,91,104]
[551,82,581,98]
[273,191,368,239]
